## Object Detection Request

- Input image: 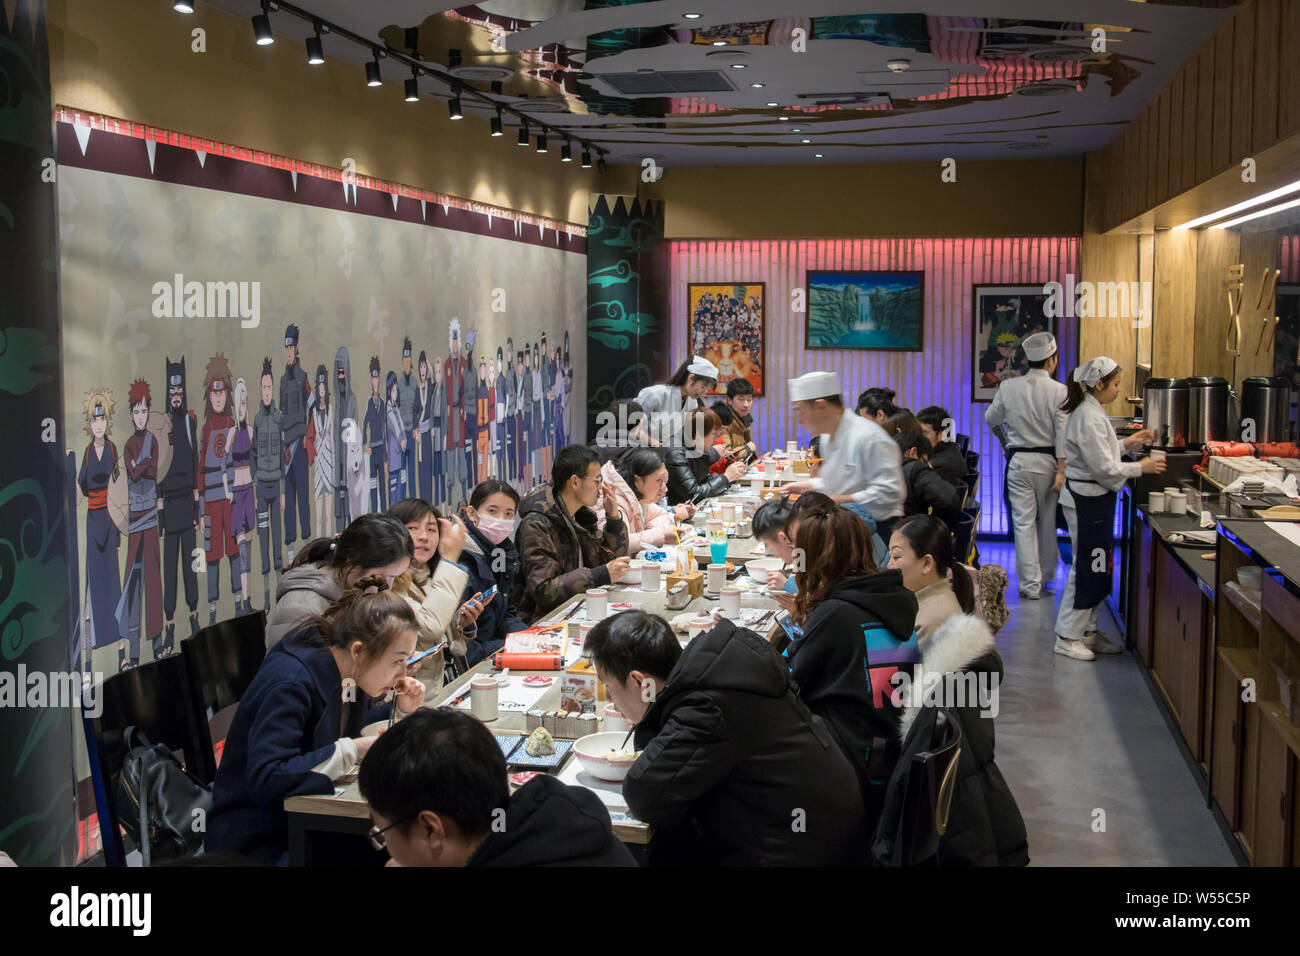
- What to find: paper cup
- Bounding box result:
[1166,492,1187,515]
[706,518,723,537]
[751,478,763,495]
[579,620,597,654]
[1149,449,1166,462]
[470,676,499,722]
[707,563,727,594]
[721,502,737,524]
[603,703,629,734]
[586,588,608,620]
[786,440,798,456]
[1148,492,1166,513]
[641,562,661,592]
[720,587,742,617]
[764,459,779,477]
[687,617,714,641]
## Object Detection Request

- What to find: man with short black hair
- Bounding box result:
[586,610,868,866]
[360,709,635,867]
[915,405,967,487]
[710,377,757,462]
[516,444,631,621]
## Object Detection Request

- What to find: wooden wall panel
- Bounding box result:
[1079,232,1140,415]
[1231,5,1255,160]
[1194,228,1243,383]
[1237,228,1282,383]
[1180,59,1198,193]
[1212,24,1236,183]
[1196,45,1216,184]
[1157,87,1172,202]
[1280,0,1300,138]
[1251,0,1280,152]
[1168,76,1184,199]
[1153,229,1198,378]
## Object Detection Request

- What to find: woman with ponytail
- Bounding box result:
[265,513,414,649]
[1054,357,1164,660]
[208,580,426,865]
[888,514,975,641]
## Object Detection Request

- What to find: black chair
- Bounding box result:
[965,450,980,472]
[182,613,268,785]
[84,654,207,866]
[955,433,971,457]
[871,707,963,867]
[964,470,981,508]
[952,513,976,566]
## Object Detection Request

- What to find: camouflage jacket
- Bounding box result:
[516,484,628,623]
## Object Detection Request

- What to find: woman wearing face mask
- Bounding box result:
[887,514,975,642]
[387,499,475,682]
[596,448,696,552]
[1054,357,1163,661]
[665,407,747,506]
[207,580,427,866]
[635,356,719,448]
[456,480,528,667]
[266,513,414,650]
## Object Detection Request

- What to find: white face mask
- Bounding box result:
[476,513,515,546]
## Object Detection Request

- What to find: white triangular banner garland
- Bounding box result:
[420,200,427,221]
[391,193,399,212]
[145,139,157,174]
[73,124,92,156]
[195,150,207,168]
[290,170,298,192]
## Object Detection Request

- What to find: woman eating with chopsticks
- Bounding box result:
[206,579,426,866]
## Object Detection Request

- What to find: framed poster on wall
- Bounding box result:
[805,270,924,351]
[972,284,1056,403]
[687,283,765,395]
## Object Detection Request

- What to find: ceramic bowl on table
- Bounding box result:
[745,557,785,584]
[572,731,641,782]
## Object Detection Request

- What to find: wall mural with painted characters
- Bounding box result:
[57,121,587,691]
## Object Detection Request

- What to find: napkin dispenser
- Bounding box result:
[790,458,810,474]
[666,569,704,599]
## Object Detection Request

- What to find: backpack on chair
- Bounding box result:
[114,726,212,865]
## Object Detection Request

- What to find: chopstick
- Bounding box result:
[388,685,402,729]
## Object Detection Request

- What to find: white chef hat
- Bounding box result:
[1021,331,1057,362]
[1073,356,1119,388]
[788,370,841,403]
[686,355,719,379]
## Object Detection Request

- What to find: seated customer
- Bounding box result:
[456,480,529,666]
[207,581,426,866]
[665,407,746,505]
[587,610,869,866]
[388,498,473,679]
[591,399,649,464]
[359,708,635,867]
[265,513,413,649]
[710,377,758,461]
[888,514,973,642]
[597,447,695,551]
[856,387,899,429]
[785,502,919,825]
[896,432,965,522]
[915,405,967,486]
[516,444,631,622]
[888,408,921,439]
[751,498,799,596]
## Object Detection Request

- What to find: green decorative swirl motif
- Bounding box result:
[587,259,638,288]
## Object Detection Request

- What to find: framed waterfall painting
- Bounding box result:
[804,270,924,351]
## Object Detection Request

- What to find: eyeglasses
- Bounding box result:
[368,814,416,851]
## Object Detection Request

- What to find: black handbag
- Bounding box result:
[114,726,212,865]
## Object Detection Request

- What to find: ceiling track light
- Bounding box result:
[173,1,195,12]
[581,149,592,168]
[597,155,607,175]
[306,25,324,65]
[252,2,273,45]
[405,67,419,102]
[365,52,382,87]
[517,122,530,146]
[448,94,464,120]
[490,110,503,136]
[536,133,548,153]
[561,142,573,163]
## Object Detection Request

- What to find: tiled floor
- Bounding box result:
[979,539,1238,866]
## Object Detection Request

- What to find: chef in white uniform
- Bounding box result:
[635,356,718,449]
[984,331,1067,601]
[781,370,906,541]
[1054,356,1164,660]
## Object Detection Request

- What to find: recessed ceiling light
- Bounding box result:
[731,63,746,69]
[801,138,810,144]
[815,153,824,158]
[173,1,194,12]
[778,116,790,121]
[711,40,727,46]
[750,82,764,88]
[684,12,702,19]
[766,101,778,107]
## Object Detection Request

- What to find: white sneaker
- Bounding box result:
[1084,632,1125,655]
[1054,636,1096,661]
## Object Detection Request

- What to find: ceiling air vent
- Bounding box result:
[599,70,736,95]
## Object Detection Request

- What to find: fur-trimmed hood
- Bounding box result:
[898,613,1001,740]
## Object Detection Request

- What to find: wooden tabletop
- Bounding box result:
[284,510,784,847]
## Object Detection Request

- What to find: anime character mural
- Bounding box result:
[159,357,200,645]
[77,388,122,667]
[518,345,533,490]
[415,350,434,504]
[254,357,285,610]
[307,363,335,539]
[116,379,170,665]
[444,320,467,506]
[540,333,553,479]
[531,342,544,481]
[560,331,573,449]
[476,355,490,485]
[333,346,362,528]
[504,339,518,484]
[364,355,387,512]
[397,337,418,502]
[495,347,508,481]
[226,377,255,614]
[279,324,311,562]
[430,353,446,507]
[198,354,242,625]
[463,330,478,499]
[384,369,405,505]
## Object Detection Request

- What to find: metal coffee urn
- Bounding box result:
[1142,378,1189,450]
[1237,376,1292,444]
[1186,376,1230,449]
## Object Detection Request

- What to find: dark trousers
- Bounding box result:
[161,499,198,620]
[419,430,433,502]
[283,442,309,545]
[506,416,517,482]
[403,441,417,502]
[257,479,283,578]
[369,453,385,512]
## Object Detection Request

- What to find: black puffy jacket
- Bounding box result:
[665,446,729,505]
[468,776,637,867]
[625,619,868,866]
[897,613,1028,866]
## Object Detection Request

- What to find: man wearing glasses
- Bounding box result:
[514,444,631,622]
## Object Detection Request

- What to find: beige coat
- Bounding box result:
[913,578,964,645]
[397,558,469,684]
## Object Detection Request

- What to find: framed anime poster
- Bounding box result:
[972,284,1056,403]
[805,270,924,351]
[687,283,765,396]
